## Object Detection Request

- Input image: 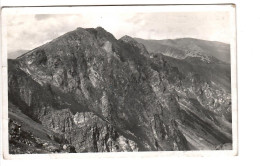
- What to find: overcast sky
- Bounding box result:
[6,11,231,53]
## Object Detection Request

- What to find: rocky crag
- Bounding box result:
[8,27,232,154]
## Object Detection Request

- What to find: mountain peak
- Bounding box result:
[119,35,135,42]
[76,26,106,32]
[95,26,106,31]
[76,27,86,31]
[120,35,149,56]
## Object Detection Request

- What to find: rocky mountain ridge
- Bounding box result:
[8,27,232,153]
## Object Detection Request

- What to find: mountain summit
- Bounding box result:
[8,27,232,153]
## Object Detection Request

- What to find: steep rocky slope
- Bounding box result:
[8,27,232,154]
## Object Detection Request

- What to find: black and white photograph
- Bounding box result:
[1,5,237,157]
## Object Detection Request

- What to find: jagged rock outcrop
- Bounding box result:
[8,27,232,154]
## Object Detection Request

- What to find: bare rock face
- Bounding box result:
[8,27,232,154]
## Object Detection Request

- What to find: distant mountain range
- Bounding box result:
[8,50,29,59]
[8,27,232,154]
[135,38,230,63]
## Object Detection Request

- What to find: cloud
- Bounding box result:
[6,11,231,54]
[34,14,53,20]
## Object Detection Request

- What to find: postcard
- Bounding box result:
[1,4,237,159]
